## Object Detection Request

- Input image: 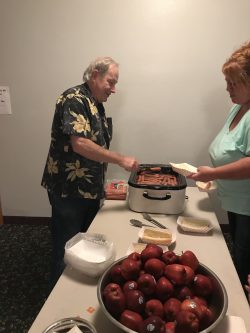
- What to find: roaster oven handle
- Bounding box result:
[143,191,171,201]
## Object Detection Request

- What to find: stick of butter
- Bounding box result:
[139,227,173,245]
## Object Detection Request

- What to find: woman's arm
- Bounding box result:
[188,157,250,182]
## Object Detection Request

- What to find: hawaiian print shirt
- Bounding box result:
[41,83,112,199]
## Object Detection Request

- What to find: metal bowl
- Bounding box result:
[97,256,228,333]
[42,317,97,333]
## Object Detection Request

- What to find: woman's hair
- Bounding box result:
[83,57,119,82]
[222,41,250,84]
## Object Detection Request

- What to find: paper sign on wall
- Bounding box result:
[0,86,12,114]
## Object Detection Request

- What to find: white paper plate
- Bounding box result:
[126,243,168,255]
[196,181,217,192]
[213,315,246,333]
[138,227,176,246]
[177,216,213,234]
[169,162,197,176]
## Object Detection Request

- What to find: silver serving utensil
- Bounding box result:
[130,219,155,228]
[142,212,167,229]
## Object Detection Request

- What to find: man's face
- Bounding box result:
[91,64,119,103]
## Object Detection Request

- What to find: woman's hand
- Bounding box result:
[189,157,250,182]
[187,166,216,182]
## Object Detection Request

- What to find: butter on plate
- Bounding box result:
[177,216,213,234]
[138,227,175,246]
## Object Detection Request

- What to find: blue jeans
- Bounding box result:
[227,211,250,288]
[48,192,100,289]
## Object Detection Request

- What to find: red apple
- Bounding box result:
[145,243,164,252]
[191,296,207,307]
[162,250,179,264]
[121,258,141,280]
[165,321,176,333]
[119,309,144,331]
[145,299,164,318]
[163,297,181,321]
[183,265,195,285]
[126,289,146,314]
[141,244,163,262]
[103,283,122,299]
[139,269,146,276]
[139,315,165,333]
[199,305,215,330]
[144,258,165,279]
[179,250,199,272]
[181,299,203,320]
[123,280,138,294]
[128,251,142,266]
[175,310,199,333]
[193,274,213,297]
[104,286,126,317]
[155,276,174,301]
[110,265,126,284]
[137,273,156,296]
[174,286,193,301]
[164,264,194,285]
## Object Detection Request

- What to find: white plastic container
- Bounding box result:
[64,232,116,278]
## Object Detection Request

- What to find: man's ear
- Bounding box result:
[91,69,99,80]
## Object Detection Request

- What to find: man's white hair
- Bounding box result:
[83,57,119,82]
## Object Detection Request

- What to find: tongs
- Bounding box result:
[130,219,155,228]
[142,212,167,229]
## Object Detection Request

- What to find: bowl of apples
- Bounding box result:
[97,245,228,333]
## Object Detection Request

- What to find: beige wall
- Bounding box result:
[0,0,249,222]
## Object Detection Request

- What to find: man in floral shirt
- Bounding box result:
[41,57,139,287]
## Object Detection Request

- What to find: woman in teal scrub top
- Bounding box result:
[189,41,250,291]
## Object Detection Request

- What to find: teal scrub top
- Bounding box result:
[209,104,250,216]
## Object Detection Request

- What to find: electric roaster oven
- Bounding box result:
[128,164,187,214]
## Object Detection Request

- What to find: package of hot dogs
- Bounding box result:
[105,179,128,200]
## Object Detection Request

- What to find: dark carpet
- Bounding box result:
[0,223,233,333]
[0,223,52,333]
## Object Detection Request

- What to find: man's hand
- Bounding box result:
[119,156,139,172]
